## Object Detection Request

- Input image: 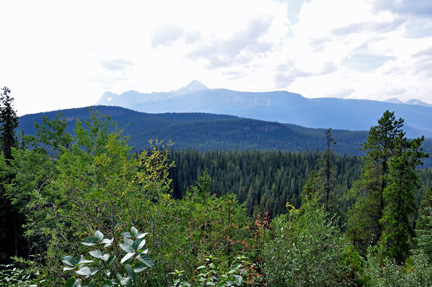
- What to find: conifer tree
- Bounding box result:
[347,110,428,261]
[0,86,18,161]
[322,128,337,212]
[0,86,20,261]
[414,187,432,261]
[301,128,338,215]
[379,134,427,263]
[418,186,432,230]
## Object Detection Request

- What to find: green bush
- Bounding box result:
[62,227,153,287]
[263,201,356,286]
[171,255,261,286]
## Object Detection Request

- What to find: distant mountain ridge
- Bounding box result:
[97,81,432,138]
[385,97,432,107]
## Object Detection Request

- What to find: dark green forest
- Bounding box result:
[18,106,370,155]
[168,149,363,217]
[18,105,432,168]
[2,88,432,286]
[168,149,432,222]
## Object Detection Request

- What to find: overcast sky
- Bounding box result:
[1,0,432,115]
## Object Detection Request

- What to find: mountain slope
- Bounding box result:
[96,82,432,138]
[19,106,432,166]
[18,106,365,154]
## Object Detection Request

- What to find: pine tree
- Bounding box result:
[0,86,20,262]
[301,128,338,215]
[0,86,18,161]
[322,128,337,212]
[347,111,428,260]
[379,134,427,263]
[413,187,432,261]
[418,186,432,230]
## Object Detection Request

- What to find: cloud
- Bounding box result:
[274,63,299,87]
[331,18,405,36]
[223,70,247,80]
[151,24,184,48]
[373,0,432,16]
[321,62,338,74]
[371,0,432,38]
[283,0,312,24]
[273,60,337,88]
[411,46,432,77]
[413,46,432,58]
[403,18,432,38]
[5,0,432,115]
[101,59,134,71]
[186,17,274,69]
[342,53,396,72]
[184,30,201,44]
[327,88,355,99]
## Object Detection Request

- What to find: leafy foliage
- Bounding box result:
[363,250,432,286]
[263,200,357,286]
[1,105,432,286]
[63,227,153,287]
[171,255,260,287]
[0,263,35,287]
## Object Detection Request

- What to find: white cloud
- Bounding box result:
[186,16,275,68]
[101,59,134,71]
[0,0,432,115]
[151,25,185,48]
[269,0,432,105]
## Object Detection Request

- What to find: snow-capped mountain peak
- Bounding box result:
[173,80,209,95]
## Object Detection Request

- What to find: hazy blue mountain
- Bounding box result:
[385,98,432,107]
[405,99,432,107]
[385,98,404,104]
[96,80,209,108]
[96,81,432,138]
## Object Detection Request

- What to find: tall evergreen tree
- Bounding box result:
[413,187,432,261]
[0,86,18,161]
[379,134,428,263]
[347,110,428,261]
[301,128,338,215]
[418,186,432,230]
[322,128,337,212]
[0,86,20,262]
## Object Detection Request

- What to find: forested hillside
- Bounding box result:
[169,149,363,218]
[2,97,432,285]
[18,105,432,167]
[168,149,432,221]
[19,106,369,154]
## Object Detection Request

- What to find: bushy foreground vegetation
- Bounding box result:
[1,87,432,286]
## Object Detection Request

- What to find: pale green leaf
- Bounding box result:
[137,253,154,268]
[76,266,92,276]
[62,256,77,267]
[133,263,148,273]
[136,232,147,239]
[89,249,103,259]
[121,252,135,264]
[119,243,134,253]
[130,227,138,236]
[94,230,104,241]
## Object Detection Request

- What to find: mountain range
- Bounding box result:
[97,80,432,139]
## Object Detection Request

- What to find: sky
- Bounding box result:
[1,0,432,116]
